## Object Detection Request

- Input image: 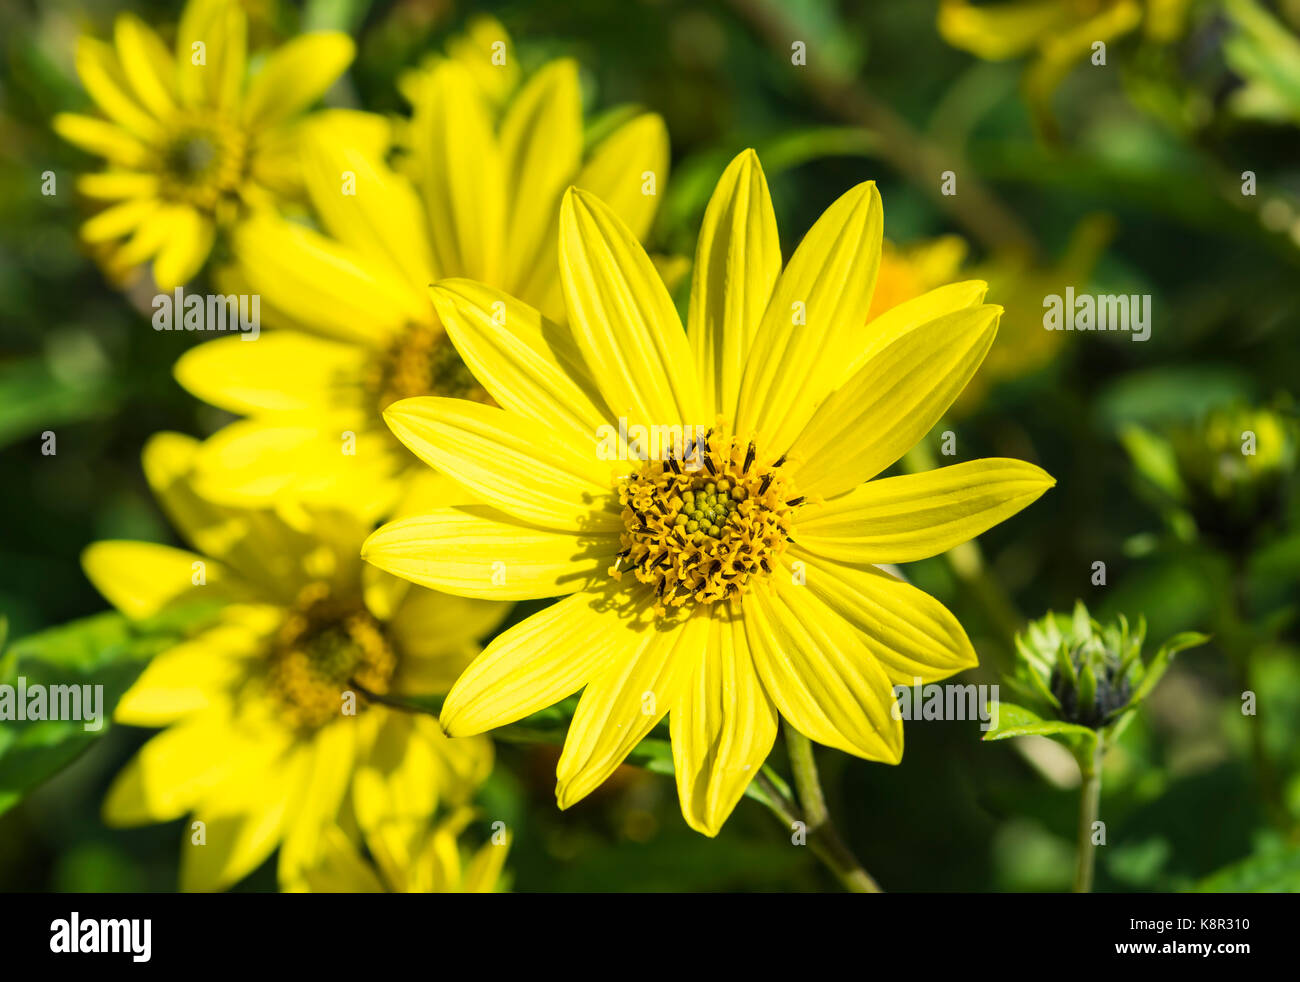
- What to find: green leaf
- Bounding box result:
[0,601,222,816]
[982,701,1097,749]
[1130,631,1210,705]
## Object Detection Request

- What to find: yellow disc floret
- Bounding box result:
[611,422,804,613]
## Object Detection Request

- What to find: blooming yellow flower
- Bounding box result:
[84,432,505,891]
[173,20,668,517]
[303,812,509,893]
[362,150,1056,835]
[53,0,356,288]
[937,0,1190,129]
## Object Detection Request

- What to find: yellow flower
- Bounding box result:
[174,20,669,517]
[937,0,1190,129]
[53,0,356,288]
[303,812,509,893]
[363,150,1056,835]
[84,432,505,891]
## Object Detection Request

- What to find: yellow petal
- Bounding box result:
[242,32,354,128]
[174,332,360,416]
[383,397,621,532]
[82,540,228,619]
[792,548,978,685]
[574,112,669,246]
[363,506,613,601]
[440,585,652,736]
[743,581,902,761]
[734,181,883,452]
[301,125,433,289]
[387,586,510,692]
[429,279,610,438]
[80,196,158,243]
[797,458,1055,563]
[556,609,703,808]
[499,59,582,295]
[408,59,503,281]
[151,210,214,289]
[788,304,1001,497]
[278,721,359,888]
[688,149,782,420]
[74,37,161,140]
[231,214,425,345]
[670,608,777,836]
[937,0,1075,59]
[301,825,386,893]
[53,113,149,167]
[76,171,159,199]
[113,13,177,119]
[560,187,701,430]
[176,0,246,110]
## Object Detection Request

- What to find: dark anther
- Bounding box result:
[743,442,756,473]
[758,474,774,495]
[786,496,805,506]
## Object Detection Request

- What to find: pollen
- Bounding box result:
[610,421,804,613]
[369,322,490,413]
[268,582,397,730]
[155,113,247,212]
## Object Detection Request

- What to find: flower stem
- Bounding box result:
[783,723,883,893]
[1073,735,1104,893]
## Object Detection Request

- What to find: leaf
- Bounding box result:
[0,601,223,816]
[982,701,1097,754]
[1192,843,1300,892]
[1129,631,1210,706]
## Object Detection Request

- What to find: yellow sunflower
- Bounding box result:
[362,150,1056,835]
[84,432,505,891]
[303,811,509,893]
[53,0,357,288]
[173,20,668,517]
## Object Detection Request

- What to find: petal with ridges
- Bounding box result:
[175,332,360,416]
[797,458,1055,563]
[363,506,614,600]
[688,150,782,419]
[743,581,903,761]
[383,397,620,532]
[788,304,1001,498]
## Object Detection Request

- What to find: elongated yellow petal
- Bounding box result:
[798,458,1054,563]
[114,14,177,119]
[53,113,149,166]
[788,304,1001,497]
[231,215,425,345]
[242,32,354,128]
[76,171,158,199]
[937,0,1074,58]
[670,608,777,836]
[560,187,701,430]
[301,826,387,893]
[839,279,989,385]
[82,540,229,619]
[176,0,245,110]
[278,721,358,888]
[80,196,158,243]
[688,149,782,420]
[429,280,610,438]
[440,585,652,736]
[152,210,214,289]
[75,37,160,140]
[363,507,614,600]
[557,609,704,808]
[575,113,669,247]
[743,581,902,761]
[791,548,978,685]
[499,59,582,295]
[383,397,621,532]
[175,332,360,416]
[735,181,883,452]
[301,127,433,289]
[409,60,503,282]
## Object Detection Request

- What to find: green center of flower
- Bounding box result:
[268,583,397,730]
[156,115,247,211]
[370,323,490,413]
[611,425,802,612]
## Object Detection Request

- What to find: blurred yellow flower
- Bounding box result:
[174,16,669,517]
[363,150,1054,835]
[53,0,356,288]
[83,432,505,891]
[937,0,1190,130]
[303,812,509,893]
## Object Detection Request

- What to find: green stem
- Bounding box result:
[1073,736,1104,893]
[784,723,883,893]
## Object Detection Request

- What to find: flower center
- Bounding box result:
[611,424,802,612]
[268,583,397,729]
[156,115,247,211]
[369,323,490,413]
